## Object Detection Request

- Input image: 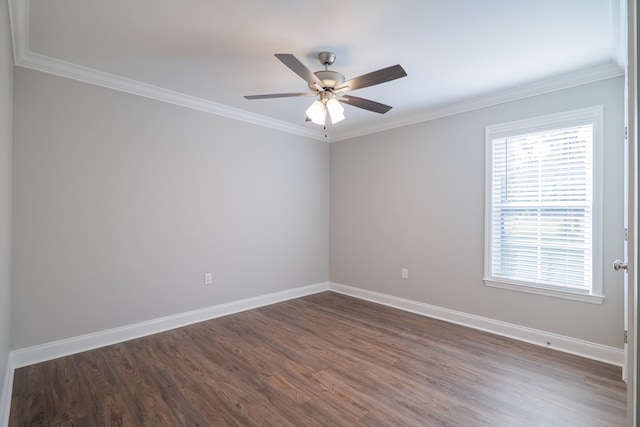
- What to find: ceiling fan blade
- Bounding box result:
[339,95,393,114]
[244,92,314,100]
[275,54,324,88]
[334,64,407,93]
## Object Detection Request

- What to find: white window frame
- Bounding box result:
[483,106,604,304]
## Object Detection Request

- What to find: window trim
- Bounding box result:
[483,106,604,304]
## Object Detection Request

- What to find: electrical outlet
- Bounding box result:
[204,273,213,286]
[401,268,409,279]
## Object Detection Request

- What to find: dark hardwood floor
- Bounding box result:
[9,292,626,426]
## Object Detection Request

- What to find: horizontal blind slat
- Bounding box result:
[489,123,593,290]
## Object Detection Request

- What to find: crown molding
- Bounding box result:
[7,0,25,65]
[330,61,624,142]
[18,52,329,141]
[8,1,326,141]
[8,0,625,143]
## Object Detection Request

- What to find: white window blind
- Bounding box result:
[484,106,603,301]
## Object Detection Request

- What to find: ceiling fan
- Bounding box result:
[244,52,407,126]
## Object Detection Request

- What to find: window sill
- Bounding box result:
[483,278,604,304]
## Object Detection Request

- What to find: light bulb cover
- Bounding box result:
[306,100,326,125]
[326,98,345,124]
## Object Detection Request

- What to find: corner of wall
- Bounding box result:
[0,0,14,423]
[0,354,14,427]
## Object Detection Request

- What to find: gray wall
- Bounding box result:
[0,0,13,397]
[9,64,624,352]
[11,68,330,349]
[330,77,625,348]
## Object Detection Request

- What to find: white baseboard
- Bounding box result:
[328,282,624,367]
[1,354,13,427]
[2,280,623,426]
[10,282,328,370]
[9,281,624,369]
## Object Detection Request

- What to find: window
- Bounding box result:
[484,106,603,303]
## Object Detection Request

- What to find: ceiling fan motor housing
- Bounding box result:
[312,70,345,91]
[309,51,345,91]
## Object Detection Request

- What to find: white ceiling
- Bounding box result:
[9,0,625,141]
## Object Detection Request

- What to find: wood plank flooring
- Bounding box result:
[9,292,626,426]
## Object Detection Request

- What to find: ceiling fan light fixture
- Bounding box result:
[245,52,407,127]
[306,100,326,125]
[326,98,345,124]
